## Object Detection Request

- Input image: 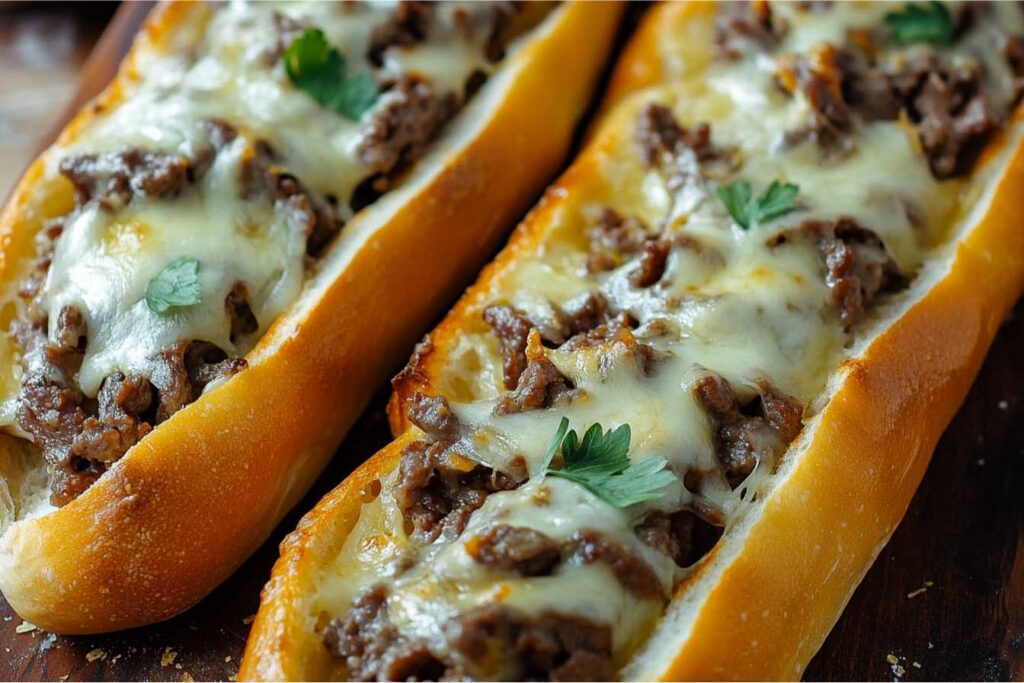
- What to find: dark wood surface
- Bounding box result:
[1,3,1022,681]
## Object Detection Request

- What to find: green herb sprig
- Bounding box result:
[284,28,378,120]
[716,179,800,230]
[146,257,202,314]
[541,417,675,508]
[885,1,954,45]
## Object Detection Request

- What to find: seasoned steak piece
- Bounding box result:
[630,239,671,288]
[225,282,258,344]
[53,305,87,353]
[73,372,154,466]
[405,391,459,441]
[636,509,725,569]
[714,0,787,59]
[912,66,998,178]
[239,140,343,257]
[150,341,246,423]
[323,585,445,682]
[554,293,610,343]
[693,373,804,487]
[815,218,902,328]
[566,530,664,600]
[586,207,651,273]
[16,342,90,505]
[468,525,561,577]
[636,103,715,168]
[493,349,574,416]
[779,45,854,153]
[444,605,615,681]
[357,75,458,186]
[367,1,434,66]
[395,439,518,543]
[768,218,901,329]
[484,304,534,390]
[59,148,193,210]
[560,313,637,352]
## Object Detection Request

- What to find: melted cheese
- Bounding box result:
[322,2,1023,678]
[33,0,524,400]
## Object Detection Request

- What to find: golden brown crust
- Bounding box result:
[0,0,623,634]
[242,2,1024,680]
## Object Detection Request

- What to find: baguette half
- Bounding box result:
[241,2,1024,680]
[0,0,623,634]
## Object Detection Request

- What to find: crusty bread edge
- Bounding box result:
[0,0,624,634]
[242,2,1024,680]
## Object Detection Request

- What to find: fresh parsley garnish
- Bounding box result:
[885,1,954,45]
[541,417,675,508]
[284,28,378,120]
[716,179,800,230]
[145,257,202,314]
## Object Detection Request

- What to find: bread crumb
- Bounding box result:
[998,400,1009,410]
[60,676,68,681]
[161,647,178,667]
[886,653,906,679]
[913,661,922,669]
[977,458,986,466]
[228,675,237,682]
[86,648,107,663]
[181,673,195,683]
[907,581,934,599]
[242,614,256,625]
[14,621,37,634]
[928,641,935,649]
[225,656,233,663]
[175,663,183,670]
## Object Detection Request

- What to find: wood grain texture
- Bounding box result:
[0,3,1021,681]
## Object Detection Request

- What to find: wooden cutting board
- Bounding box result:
[0,3,1022,681]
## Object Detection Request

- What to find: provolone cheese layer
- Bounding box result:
[320,3,1024,681]
[5,1,548,506]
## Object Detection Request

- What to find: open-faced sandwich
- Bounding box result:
[0,0,622,633]
[241,1,1024,679]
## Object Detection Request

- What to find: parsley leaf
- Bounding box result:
[716,179,800,230]
[885,1,954,45]
[541,417,675,508]
[284,28,379,120]
[146,257,202,314]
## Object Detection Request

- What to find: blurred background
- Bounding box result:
[0,3,116,198]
